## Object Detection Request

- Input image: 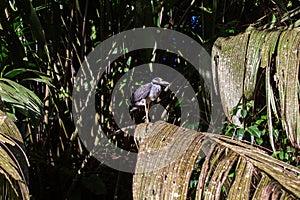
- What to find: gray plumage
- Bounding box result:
[130,77,169,123]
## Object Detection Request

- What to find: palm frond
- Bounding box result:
[213,27,300,149]
[133,121,300,199]
[0,78,43,120]
[0,110,29,200]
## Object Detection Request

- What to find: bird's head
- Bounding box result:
[151,77,169,86]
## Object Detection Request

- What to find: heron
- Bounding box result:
[130,77,170,123]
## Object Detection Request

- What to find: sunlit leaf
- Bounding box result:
[247,125,261,138]
[0,78,43,120]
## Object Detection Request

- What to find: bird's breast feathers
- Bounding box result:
[130,83,152,104]
[148,84,162,101]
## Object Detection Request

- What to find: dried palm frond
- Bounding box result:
[0,111,30,200]
[133,121,300,200]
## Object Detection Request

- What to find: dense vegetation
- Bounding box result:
[0,0,299,199]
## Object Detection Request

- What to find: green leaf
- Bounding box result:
[255,119,264,125]
[245,100,254,108]
[279,151,284,160]
[23,77,55,88]
[175,98,184,107]
[273,129,279,138]
[126,57,132,66]
[191,31,205,43]
[247,125,261,138]
[241,109,247,118]
[225,125,235,136]
[286,146,295,153]
[4,68,50,80]
[236,128,245,139]
[256,137,263,145]
[261,115,268,120]
[228,172,235,178]
[118,100,123,107]
[0,78,43,119]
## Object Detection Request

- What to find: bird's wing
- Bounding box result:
[130,83,152,105]
[148,84,161,101]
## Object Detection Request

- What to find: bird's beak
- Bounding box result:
[160,80,170,86]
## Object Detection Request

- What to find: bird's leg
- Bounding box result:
[144,103,149,123]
